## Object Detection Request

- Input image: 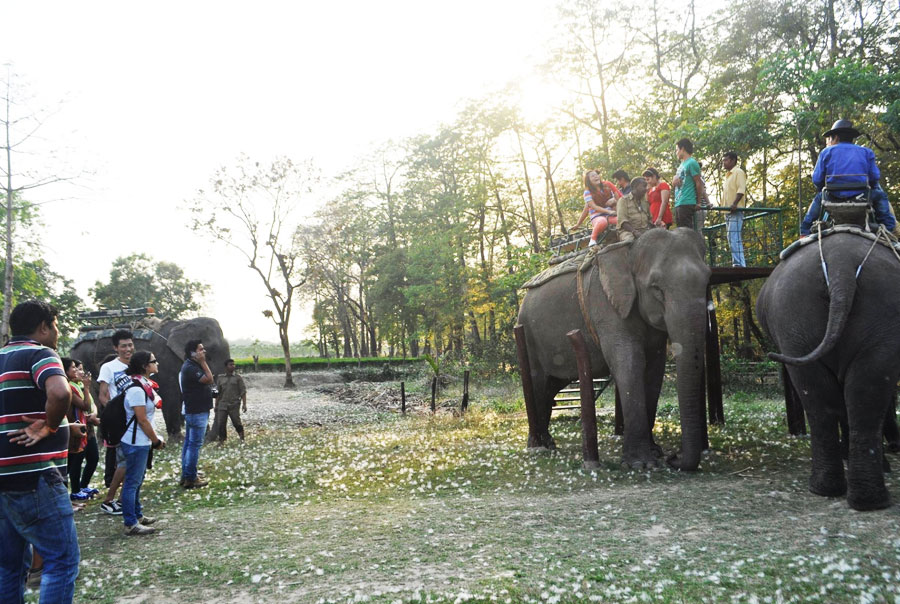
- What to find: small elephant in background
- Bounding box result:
[758,231,900,510]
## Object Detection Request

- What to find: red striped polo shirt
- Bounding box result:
[0,338,69,491]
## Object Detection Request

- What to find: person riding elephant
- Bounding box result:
[800,119,897,236]
[517,228,710,470]
[757,231,900,510]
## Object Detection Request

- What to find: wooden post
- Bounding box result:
[430,377,437,414]
[513,324,541,447]
[781,365,807,435]
[401,381,406,415]
[705,285,725,425]
[567,329,600,469]
[614,385,624,436]
[461,370,470,412]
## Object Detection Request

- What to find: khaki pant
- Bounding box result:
[214,402,244,441]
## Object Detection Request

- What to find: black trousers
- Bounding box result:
[104,444,117,487]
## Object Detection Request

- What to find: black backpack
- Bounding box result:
[99,381,150,446]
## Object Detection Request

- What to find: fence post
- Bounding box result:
[461,370,470,413]
[706,285,725,425]
[430,377,437,414]
[401,381,406,415]
[781,365,807,435]
[614,386,624,436]
[567,329,600,469]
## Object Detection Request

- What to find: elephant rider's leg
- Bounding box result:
[789,365,846,497]
[843,360,895,510]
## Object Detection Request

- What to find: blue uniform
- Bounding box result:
[801,142,894,235]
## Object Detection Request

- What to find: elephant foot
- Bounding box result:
[527,432,556,451]
[808,473,847,498]
[886,440,900,455]
[846,485,891,511]
[622,448,662,470]
[665,452,700,472]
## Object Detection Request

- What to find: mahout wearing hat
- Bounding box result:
[823,119,860,140]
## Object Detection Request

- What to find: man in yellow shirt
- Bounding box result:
[722,151,748,267]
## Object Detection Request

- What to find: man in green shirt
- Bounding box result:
[672,138,707,229]
[213,359,247,443]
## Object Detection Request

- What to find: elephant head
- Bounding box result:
[596,228,711,470]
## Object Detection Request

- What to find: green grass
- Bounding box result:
[51,391,900,603]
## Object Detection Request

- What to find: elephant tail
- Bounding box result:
[767,260,857,366]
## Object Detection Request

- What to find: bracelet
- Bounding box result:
[47,425,59,434]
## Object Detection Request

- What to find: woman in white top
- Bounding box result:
[120,350,166,536]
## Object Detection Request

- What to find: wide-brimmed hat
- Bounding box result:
[823,119,860,139]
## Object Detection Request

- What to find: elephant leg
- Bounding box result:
[643,333,668,458]
[527,372,563,450]
[843,365,893,511]
[604,341,657,469]
[789,366,846,498]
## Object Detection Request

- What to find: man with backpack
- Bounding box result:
[97,329,134,515]
[0,300,79,603]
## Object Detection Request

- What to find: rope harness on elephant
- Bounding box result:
[814,222,900,286]
[576,255,603,349]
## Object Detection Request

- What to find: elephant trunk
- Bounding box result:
[767,263,857,366]
[667,302,707,471]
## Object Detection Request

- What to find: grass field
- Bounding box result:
[38,373,900,603]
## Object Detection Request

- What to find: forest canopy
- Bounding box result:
[294,0,899,363]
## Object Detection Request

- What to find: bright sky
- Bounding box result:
[1,0,560,343]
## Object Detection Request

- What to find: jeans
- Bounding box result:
[119,442,150,527]
[181,412,209,481]
[726,211,746,267]
[0,471,80,604]
[800,186,894,235]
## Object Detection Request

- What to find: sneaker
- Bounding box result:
[77,487,96,499]
[124,523,156,536]
[70,490,90,501]
[25,566,42,590]
[84,487,100,496]
[100,500,123,515]
[137,515,157,526]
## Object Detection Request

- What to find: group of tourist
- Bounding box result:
[577,120,897,268]
[575,137,749,266]
[0,299,249,602]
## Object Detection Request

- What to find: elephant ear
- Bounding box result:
[595,246,637,319]
[164,318,230,373]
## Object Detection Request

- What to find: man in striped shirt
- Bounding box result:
[0,300,79,603]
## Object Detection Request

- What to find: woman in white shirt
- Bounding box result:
[120,350,166,536]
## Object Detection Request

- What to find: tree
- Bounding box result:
[90,253,205,319]
[1,69,77,341]
[189,155,313,388]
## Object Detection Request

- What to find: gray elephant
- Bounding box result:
[517,228,710,470]
[69,317,230,437]
[757,230,900,510]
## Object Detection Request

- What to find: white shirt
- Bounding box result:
[98,358,130,399]
[123,377,160,447]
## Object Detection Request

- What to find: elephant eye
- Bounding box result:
[650,286,664,302]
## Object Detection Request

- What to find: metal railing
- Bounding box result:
[701,207,784,268]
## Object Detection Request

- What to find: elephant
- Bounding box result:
[757,229,900,510]
[69,317,231,438]
[517,228,711,470]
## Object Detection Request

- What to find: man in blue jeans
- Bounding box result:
[0,300,79,603]
[179,340,213,489]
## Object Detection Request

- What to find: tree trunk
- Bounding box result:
[280,324,294,388]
